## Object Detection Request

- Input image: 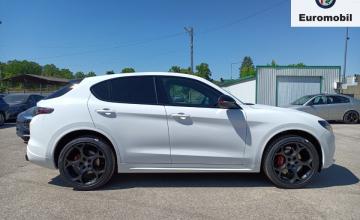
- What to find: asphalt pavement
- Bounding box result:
[0,123,359,220]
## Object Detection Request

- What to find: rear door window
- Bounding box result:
[327,96,350,104]
[91,76,157,105]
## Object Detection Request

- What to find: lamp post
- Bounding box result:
[343,27,349,83]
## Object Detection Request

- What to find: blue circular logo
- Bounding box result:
[316,0,336,9]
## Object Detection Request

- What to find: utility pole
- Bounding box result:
[184,27,194,74]
[343,27,349,83]
[230,62,240,80]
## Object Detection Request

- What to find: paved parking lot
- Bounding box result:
[0,123,359,220]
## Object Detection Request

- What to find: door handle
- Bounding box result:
[171,113,190,120]
[96,108,116,117]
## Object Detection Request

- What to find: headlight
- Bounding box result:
[318,120,332,132]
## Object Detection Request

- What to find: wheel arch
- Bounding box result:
[260,129,323,172]
[53,129,119,170]
[343,109,359,120]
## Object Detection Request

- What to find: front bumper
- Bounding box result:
[319,130,336,169]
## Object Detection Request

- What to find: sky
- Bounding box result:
[0,0,359,80]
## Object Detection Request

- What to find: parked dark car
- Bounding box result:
[0,97,10,126]
[3,94,43,120]
[16,107,35,141]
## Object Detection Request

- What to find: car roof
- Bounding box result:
[307,93,352,98]
[80,72,212,86]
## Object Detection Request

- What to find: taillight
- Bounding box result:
[34,107,54,115]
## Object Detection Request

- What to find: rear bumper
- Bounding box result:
[26,140,56,169]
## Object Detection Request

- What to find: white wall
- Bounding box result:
[223,79,256,103]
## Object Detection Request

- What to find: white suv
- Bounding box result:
[27,72,335,190]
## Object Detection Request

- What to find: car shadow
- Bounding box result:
[48,164,358,191]
[0,123,16,129]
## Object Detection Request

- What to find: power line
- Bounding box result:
[34,32,185,60]
[30,0,287,61]
[198,0,288,34]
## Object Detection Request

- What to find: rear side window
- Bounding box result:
[327,96,350,104]
[45,80,82,100]
[91,76,157,105]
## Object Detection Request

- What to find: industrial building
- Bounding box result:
[221,66,341,106]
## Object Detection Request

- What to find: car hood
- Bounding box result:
[17,108,34,123]
[281,104,304,109]
[247,104,321,120]
[249,104,299,112]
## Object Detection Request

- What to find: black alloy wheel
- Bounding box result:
[58,137,115,190]
[263,135,319,188]
[343,111,359,124]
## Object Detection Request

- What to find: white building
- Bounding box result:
[220,66,341,106]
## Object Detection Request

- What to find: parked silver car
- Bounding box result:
[285,94,360,124]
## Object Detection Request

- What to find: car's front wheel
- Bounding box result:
[263,135,319,189]
[58,136,115,190]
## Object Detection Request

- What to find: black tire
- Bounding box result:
[58,136,115,190]
[263,135,319,189]
[343,110,359,124]
[0,112,5,126]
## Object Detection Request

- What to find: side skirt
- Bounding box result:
[117,163,258,173]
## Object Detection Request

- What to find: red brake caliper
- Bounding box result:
[275,155,285,167]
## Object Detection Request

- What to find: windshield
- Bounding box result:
[3,94,28,104]
[291,95,316,105]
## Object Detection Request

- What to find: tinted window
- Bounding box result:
[91,76,157,105]
[45,80,81,100]
[291,95,316,105]
[311,96,327,105]
[157,76,221,108]
[327,95,350,104]
[91,81,110,101]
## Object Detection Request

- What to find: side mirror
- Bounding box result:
[218,95,240,109]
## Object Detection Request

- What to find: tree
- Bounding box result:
[169,66,181,73]
[180,67,192,74]
[74,71,86,79]
[3,60,42,78]
[86,71,96,77]
[271,60,277,67]
[288,63,306,67]
[195,63,211,80]
[58,68,74,79]
[121,67,135,73]
[42,64,60,77]
[106,70,115,75]
[239,56,256,79]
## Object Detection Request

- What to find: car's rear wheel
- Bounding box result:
[263,135,319,189]
[58,136,115,190]
[343,110,359,124]
[0,112,5,126]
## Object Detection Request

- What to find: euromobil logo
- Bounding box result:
[291,0,360,27]
[315,0,336,9]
